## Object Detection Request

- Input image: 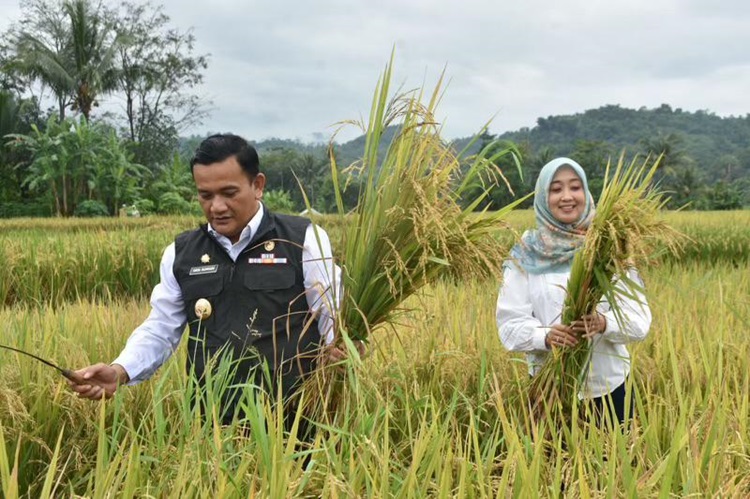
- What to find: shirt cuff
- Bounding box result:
[110,355,143,386]
[533,328,549,351]
[601,310,618,337]
[324,327,334,345]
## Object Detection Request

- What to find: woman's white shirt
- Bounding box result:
[496,263,651,398]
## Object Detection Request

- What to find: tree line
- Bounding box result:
[0,0,363,218]
[0,0,207,217]
[470,104,750,210]
[1,1,746,217]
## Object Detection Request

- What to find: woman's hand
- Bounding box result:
[570,312,607,339]
[545,324,579,349]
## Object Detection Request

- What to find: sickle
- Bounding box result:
[0,344,87,384]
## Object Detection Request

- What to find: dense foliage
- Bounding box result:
[0,0,208,217]
[459,104,750,210]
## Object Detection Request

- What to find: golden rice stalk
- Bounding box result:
[327,58,527,344]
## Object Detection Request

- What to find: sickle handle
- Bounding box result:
[60,368,87,385]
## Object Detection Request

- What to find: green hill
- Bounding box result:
[243,104,750,186]
[490,104,750,184]
[183,105,750,211]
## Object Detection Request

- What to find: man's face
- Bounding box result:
[193,156,266,243]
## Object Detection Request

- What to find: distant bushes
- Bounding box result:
[157,192,201,215]
[74,200,110,217]
[263,189,296,213]
[0,201,53,218]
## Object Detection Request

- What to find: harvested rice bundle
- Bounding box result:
[301,57,528,417]
[330,63,525,345]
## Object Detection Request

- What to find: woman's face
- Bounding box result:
[548,166,586,224]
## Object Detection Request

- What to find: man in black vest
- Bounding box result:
[67,133,343,425]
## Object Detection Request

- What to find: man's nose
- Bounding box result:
[211,197,228,212]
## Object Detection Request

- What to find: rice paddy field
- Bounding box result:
[0,211,749,497]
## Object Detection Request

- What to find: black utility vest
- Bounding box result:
[173,210,321,406]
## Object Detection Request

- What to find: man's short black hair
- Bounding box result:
[190,133,260,178]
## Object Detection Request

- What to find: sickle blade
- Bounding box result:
[0,344,84,383]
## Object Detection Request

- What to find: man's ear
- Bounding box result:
[253,173,266,199]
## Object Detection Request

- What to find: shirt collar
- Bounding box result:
[206,202,265,249]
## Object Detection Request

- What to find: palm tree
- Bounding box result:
[64,0,122,120]
[14,0,123,121]
[13,5,73,121]
[293,153,328,208]
[639,132,688,175]
[640,132,693,203]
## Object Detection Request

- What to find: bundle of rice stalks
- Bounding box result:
[301,56,529,418]
[527,154,681,423]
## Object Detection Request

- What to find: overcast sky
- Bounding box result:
[2,0,749,143]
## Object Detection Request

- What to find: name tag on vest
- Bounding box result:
[189,264,219,275]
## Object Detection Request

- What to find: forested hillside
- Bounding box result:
[498,104,749,180]
[449,104,749,210]
[242,104,749,211]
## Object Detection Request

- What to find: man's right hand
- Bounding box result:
[66,363,129,400]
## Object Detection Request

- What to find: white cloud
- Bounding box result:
[2,0,749,141]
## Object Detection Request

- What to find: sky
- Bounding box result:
[1,0,749,143]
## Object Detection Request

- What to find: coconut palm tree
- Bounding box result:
[293,152,328,208]
[639,132,688,176]
[14,0,123,121]
[640,132,694,207]
[13,4,73,121]
[63,0,122,120]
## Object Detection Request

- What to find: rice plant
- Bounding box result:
[0,260,749,496]
[323,56,527,345]
[297,56,530,421]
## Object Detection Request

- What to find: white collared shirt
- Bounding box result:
[496,263,651,398]
[113,203,341,384]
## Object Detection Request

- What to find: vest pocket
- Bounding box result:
[243,265,296,291]
[181,273,224,301]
